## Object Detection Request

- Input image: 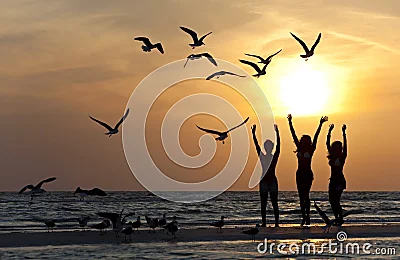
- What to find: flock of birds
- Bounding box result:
[17,26,324,242]
[86,27,323,143]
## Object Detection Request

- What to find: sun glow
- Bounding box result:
[279,64,331,116]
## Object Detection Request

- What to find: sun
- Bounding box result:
[278,64,331,116]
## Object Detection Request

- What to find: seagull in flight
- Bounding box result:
[89,108,130,137]
[180,26,212,49]
[290,32,321,61]
[197,117,249,144]
[239,59,268,78]
[18,177,57,200]
[245,49,282,65]
[206,70,245,80]
[184,53,217,68]
[134,37,164,54]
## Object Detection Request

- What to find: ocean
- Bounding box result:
[0,191,399,259]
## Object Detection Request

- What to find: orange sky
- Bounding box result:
[0,0,399,191]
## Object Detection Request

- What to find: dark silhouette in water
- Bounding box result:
[287,114,328,226]
[74,187,107,200]
[326,124,348,226]
[251,124,280,227]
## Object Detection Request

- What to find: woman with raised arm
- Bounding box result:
[326,124,347,226]
[251,124,280,227]
[287,114,328,226]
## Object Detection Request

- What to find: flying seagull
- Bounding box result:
[239,60,268,78]
[206,70,246,80]
[314,201,362,233]
[197,117,249,144]
[290,32,321,61]
[89,108,130,137]
[243,224,260,241]
[210,216,225,233]
[97,209,135,238]
[18,177,57,200]
[134,37,164,54]
[180,26,212,49]
[245,49,282,64]
[184,53,217,68]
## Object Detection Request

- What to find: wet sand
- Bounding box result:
[0,225,399,247]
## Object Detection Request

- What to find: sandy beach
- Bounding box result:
[1,225,399,248]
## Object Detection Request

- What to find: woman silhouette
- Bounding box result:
[326,124,347,226]
[287,114,328,226]
[251,124,280,227]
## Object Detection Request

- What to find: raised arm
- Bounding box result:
[326,124,334,152]
[342,124,347,158]
[287,114,300,147]
[251,124,261,155]
[312,116,328,150]
[274,124,280,158]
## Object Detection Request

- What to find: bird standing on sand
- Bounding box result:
[134,37,164,54]
[97,209,135,238]
[184,53,218,68]
[290,32,322,61]
[244,49,282,65]
[206,70,245,80]
[91,220,110,235]
[239,59,269,78]
[121,226,134,242]
[76,216,90,231]
[45,220,56,232]
[89,108,130,137]
[158,213,167,229]
[18,177,57,201]
[145,216,159,233]
[196,117,249,144]
[74,187,107,201]
[132,216,141,233]
[210,216,225,233]
[166,216,178,238]
[243,224,260,241]
[180,26,212,49]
